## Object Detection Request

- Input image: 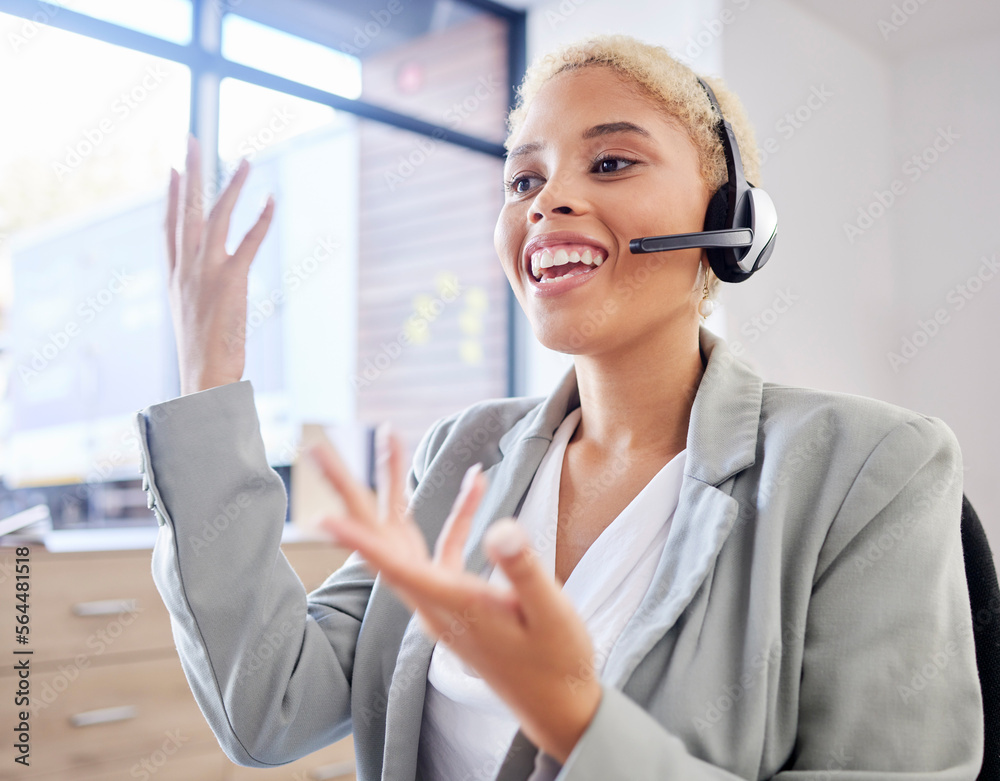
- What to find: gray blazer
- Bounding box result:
[133,325,983,780]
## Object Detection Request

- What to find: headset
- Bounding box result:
[629,77,777,283]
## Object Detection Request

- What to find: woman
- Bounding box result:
[137,34,983,779]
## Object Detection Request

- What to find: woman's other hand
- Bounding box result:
[165,135,275,396]
[308,424,604,764]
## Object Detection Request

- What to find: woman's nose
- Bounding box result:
[528,179,585,224]
[529,205,572,223]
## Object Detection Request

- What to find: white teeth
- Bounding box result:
[529,245,607,281]
[540,269,590,283]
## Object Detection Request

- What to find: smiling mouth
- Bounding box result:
[529,244,607,283]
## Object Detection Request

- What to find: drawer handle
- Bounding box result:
[309,760,355,780]
[70,705,138,727]
[72,599,138,617]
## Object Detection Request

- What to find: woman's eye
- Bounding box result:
[506,174,540,194]
[594,157,636,174]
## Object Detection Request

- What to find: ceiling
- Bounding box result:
[788,0,1000,59]
[498,0,1000,59]
[236,0,484,59]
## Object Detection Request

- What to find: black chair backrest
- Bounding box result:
[960,494,1000,779]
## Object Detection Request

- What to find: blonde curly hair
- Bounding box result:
[505,34,762,302]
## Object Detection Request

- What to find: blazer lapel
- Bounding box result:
[461,364,584,574]
[603,326,762,687]
[601,480,740,687]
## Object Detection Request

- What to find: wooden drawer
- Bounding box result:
[283,542,353,592]
[0,543,352,669]
[227,735,356,780]
[0,653,218,779]
[0,547,172,667]
[29,745,231,780]
[0,542,358,780]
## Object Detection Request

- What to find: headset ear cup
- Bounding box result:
[704,185,729,272]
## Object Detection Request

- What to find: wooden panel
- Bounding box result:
[359,14,509,142]
[227,736,355,781]
[356,13,510,467]
[28,746,230,781]
[283,542,352,592]
[0,541,363,780]
[0,546,170,671]
[0,654,218,779]
[0,543,353,671]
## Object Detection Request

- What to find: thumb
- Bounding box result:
[484,518,556,624]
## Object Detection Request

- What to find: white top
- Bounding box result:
[416,405,687,781]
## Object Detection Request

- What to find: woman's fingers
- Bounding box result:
[318,512,424,600]
[231,195,274,268]
[205,158,250,252]
[180,134,203,266]
[165,168,179,276]
[383,562,520,628]
[174,136,270,272]
[319,513,378,560]
[433,464,485,571]
[484,519,557,627]
[375,423,407,524]
[307,440,378,522]
[318,501,523,641]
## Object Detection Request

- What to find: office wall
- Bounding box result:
[721,0,896,399]
[726,0,1000,543]
[889,33,1000,538]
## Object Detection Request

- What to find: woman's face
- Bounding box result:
[494,65,712,355]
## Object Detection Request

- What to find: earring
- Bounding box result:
[698,274,715,318]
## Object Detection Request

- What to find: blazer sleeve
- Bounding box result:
[552,415,983,780]
[133,380,439,768]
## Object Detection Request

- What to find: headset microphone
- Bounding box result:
[629,77,777,283]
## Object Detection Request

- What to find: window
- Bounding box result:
[0,18,190,506]
[19,0,193,45]
[0,0,525,532]
[220,14,362,98]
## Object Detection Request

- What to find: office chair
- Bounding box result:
[960,494,1000,779]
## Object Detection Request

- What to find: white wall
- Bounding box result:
[527,0,721,67]
[889,33,1000,540]
[721,0,897,401]
[725,0,1000,543]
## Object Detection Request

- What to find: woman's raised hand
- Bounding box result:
[165,135,275,396]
